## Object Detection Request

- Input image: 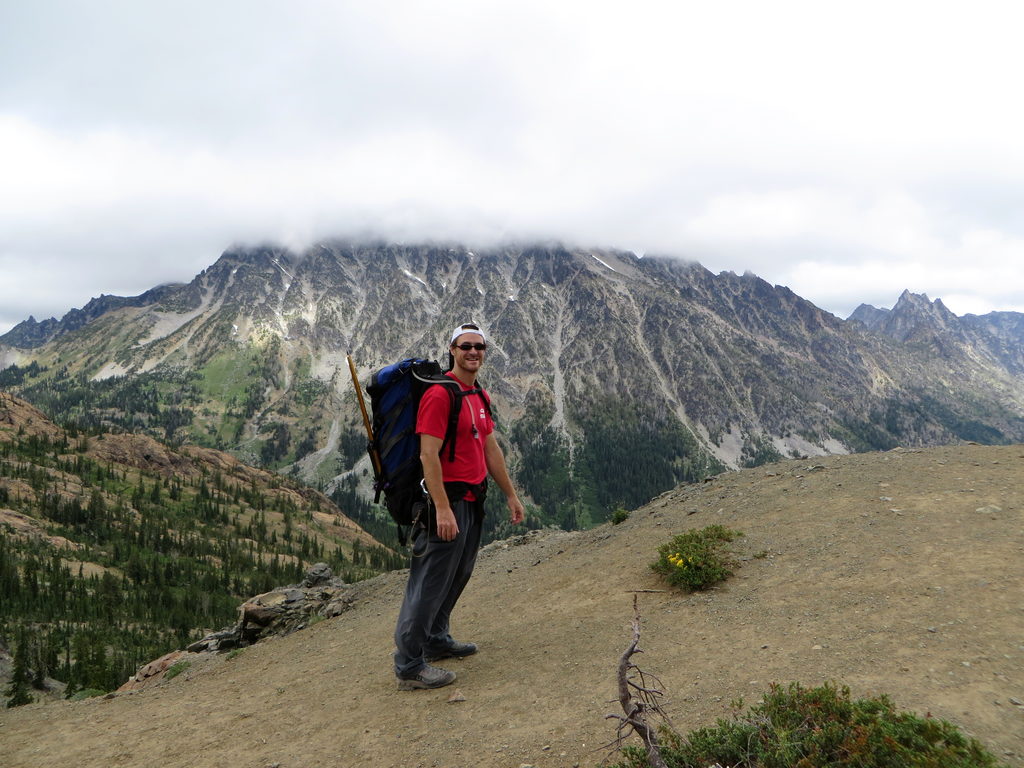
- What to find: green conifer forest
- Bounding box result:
[0,406,399,705]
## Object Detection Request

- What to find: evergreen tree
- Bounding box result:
[5,632,33,707]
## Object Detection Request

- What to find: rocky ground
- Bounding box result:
[2,443,1022,768]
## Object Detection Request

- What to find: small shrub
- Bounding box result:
[163,661,191,681]
[651,525,742,591]
[615,681,1009,768]
[68,688,106,701]
[611,507,630,525]
[226,648,245,661]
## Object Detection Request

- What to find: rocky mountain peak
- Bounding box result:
[884,290,959,340]
[0,285,191,350]
[2,243,1024,527]
[849,289,1024,375]
[847,303,890,329]
[0,315,63,349]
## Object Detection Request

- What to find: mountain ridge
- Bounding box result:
[2,242,1024,530]
[6,250,1023,356]
[851,290,1024,376]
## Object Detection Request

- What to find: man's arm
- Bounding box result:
[420,433,459,541]
[484,432,525,525]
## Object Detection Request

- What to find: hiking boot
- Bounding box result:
[396,663,457,691]
[425,641,478,662]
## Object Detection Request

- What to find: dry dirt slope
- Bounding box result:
[2,444,1022,768]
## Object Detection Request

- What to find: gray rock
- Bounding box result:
[975,505,1002,514]
[187,628,240,653]
[187,567,355,653]
[302,562,333,587]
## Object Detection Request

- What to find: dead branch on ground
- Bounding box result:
[602,595,671,768]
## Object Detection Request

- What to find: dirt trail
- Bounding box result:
[2,444,1023,768]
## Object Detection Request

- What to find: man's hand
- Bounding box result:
[507,495,525,525]
[485,433,526,526]
[435,506,459,541]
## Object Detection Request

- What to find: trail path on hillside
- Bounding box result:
[3,444,1023,767]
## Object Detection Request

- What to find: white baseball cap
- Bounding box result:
[450,322,486,344]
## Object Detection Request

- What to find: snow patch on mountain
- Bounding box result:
[402,269,427,288]
[93,362,130,381]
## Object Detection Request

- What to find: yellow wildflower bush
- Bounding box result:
[651,525,742,591]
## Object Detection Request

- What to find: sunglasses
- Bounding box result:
[454,343,487,351]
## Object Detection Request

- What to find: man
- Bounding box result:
[393,322,526,690]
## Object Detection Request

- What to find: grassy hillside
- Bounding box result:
[0,391,396,698]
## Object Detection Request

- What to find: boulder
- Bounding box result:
[186,563,356,653]
[117,650,187,692]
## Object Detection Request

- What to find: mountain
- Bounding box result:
[1,442,1021,765]
[3,242,1024,531]
[0,390,394,695]
[851,290,1024,375]
[1,285,186,349]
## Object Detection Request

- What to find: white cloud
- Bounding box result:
[1,1,1024,334]
[782,226,1024,319]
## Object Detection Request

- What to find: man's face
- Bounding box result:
[451,332,486,373]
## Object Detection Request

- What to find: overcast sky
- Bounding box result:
[2,1,1023,336]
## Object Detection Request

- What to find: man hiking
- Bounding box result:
[393,322,526,690]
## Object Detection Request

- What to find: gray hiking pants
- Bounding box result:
[393,497,483,677]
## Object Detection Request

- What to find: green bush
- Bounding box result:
[611,507,630,525]
[68,688,106,701]
[163,660,191,681]
[615,681,1009,768]
[651,525,742,591]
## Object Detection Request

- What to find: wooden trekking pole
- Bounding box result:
[347,354,383,478]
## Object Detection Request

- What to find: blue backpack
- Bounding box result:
[365,359,491,543]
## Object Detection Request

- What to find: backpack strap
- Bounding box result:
[442,385,461,462]
[438,381,488,462]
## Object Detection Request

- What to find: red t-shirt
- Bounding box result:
[416,373,492,485]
